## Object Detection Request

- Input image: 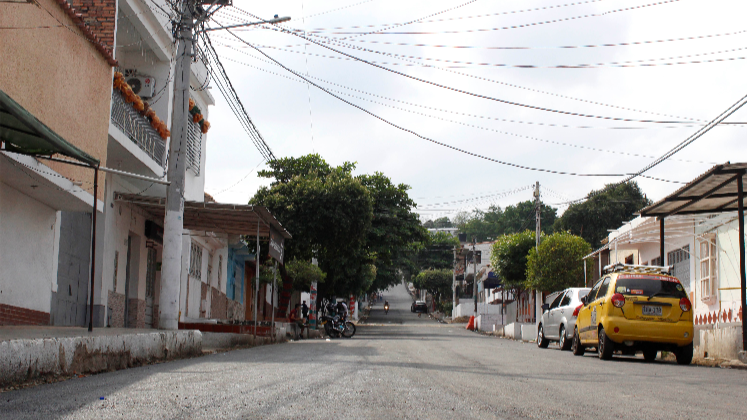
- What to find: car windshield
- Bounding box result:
[614,275,687,299]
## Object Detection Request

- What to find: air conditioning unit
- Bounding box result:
[126,76,156,98]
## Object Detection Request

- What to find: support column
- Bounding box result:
[452,247,457,318]
[254,222,260,338]
[88,166,99,331]
[659,217,665,266]
[737,175,746,352]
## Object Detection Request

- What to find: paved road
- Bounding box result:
[2,283,745,419]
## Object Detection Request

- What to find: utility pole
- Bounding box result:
[159,0,196,330]
[534,182,541,324]
[472,237,477,314]
[452,247,457,317]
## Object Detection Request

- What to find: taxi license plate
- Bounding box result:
[642,305,662,316]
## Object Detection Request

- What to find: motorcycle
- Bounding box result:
[384,304,389,314]
[320,301,355,338]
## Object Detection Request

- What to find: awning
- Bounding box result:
[639,162,747,217]
[0,89,98,167]
[114,193,292,238]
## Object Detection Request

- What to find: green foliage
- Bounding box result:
[456,201,557,243]
[359,173,428,293]
[554,181,651,248]
[525,232,592,292]
[285,258,326,292]
[413,268,453,301]
[251,154,373,297]
[251,154,425,298]
[490,230,537,291]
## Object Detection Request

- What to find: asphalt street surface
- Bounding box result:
[2,283,745,419]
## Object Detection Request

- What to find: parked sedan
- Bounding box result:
[537,287,591,350]
[411,300,428,313]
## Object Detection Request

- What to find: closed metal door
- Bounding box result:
[144,247,156,328]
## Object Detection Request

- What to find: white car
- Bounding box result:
[537,287,591,350]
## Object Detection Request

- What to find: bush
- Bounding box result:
[526,231,591,292]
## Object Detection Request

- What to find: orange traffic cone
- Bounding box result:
[466,315,475,331]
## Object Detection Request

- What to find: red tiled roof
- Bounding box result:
[54,0,117,66]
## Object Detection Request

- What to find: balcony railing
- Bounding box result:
[110,90,166,167]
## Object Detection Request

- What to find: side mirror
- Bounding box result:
[541,303,550,313]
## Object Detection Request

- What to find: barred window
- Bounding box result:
[189,242,203,279]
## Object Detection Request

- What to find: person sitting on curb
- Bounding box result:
[289,303,306,339]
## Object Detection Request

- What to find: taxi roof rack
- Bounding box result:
[602,263,672,275]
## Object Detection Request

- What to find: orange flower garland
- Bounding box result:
[113,72,211,138]
[113,72,170,140]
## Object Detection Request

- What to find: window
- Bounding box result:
[698,235,717,303]
[189,241,203,279]
[587,280,603,303]
[597,277,611,300]
[651,256,662,266]
[549,293,563,310]
[560,291,572,307]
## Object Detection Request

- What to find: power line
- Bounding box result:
[217,30,693,181]
[200,32,276,162]
[304,0,609,30]
[559,92,747,205]
[304,0,681,35]
[216,50,715,167]
[241,39,747,69]
[283,28,747,52]
[248,18,698,124]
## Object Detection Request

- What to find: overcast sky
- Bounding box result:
[202,0,747,221]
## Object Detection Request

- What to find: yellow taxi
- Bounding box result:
[571,263,694,364]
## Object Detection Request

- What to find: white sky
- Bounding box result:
[202,0,747,220]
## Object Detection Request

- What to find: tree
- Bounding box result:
[490,230,537,291]
[250,154,373,297]
[455,202,557,242]
[285,258,326,292]
[413,268,452,303]
[526,232,591,292]
[554,182,651,248]
[359,172,428,293]
[433,217,452,228]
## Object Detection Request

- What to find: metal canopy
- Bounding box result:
[639,163,747,217]
[0,89,99,167]
[114,193,292,238]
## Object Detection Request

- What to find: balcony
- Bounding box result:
[110,90,166,168]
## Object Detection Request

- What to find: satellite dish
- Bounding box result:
[126,78,142,94]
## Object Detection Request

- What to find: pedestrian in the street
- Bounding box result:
[289,303,306,339]
[302,300,309,319]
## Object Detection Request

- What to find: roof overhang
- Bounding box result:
[114,193,291,239]
[0,89,99,167]
[639,163,747,217]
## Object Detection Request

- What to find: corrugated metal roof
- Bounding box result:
[114,193,292,239]
[639,163,747,217]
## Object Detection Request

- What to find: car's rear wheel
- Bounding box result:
[572,327,585,356]
[675,343,693,365]
[537,324,549,348]
[559,326,572,351]
[598,327,614,360]
[643,348,658,362]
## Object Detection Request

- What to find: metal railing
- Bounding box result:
[110,90,166,167]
